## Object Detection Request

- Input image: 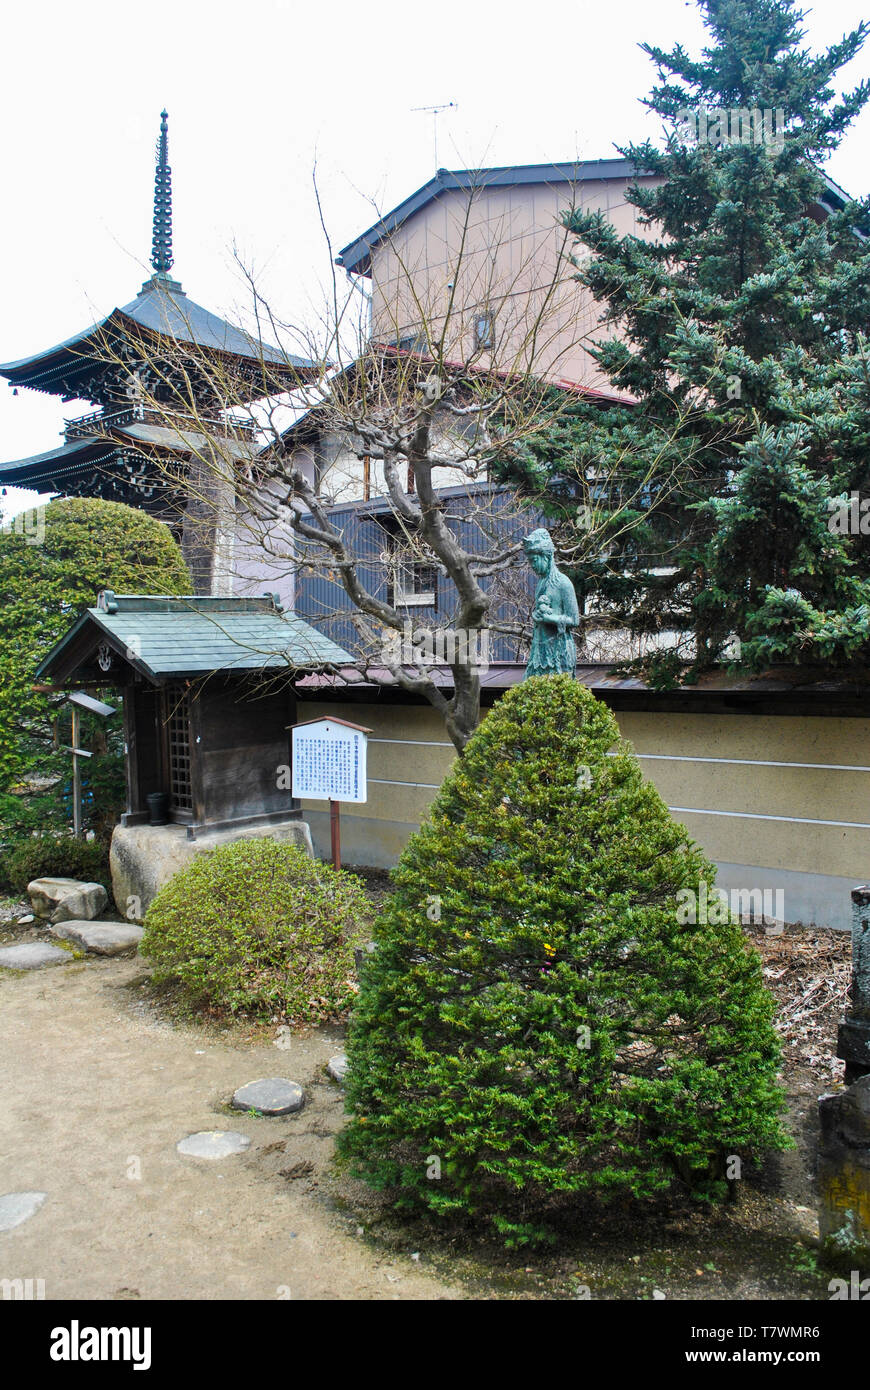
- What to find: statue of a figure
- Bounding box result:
[522,528,579,678]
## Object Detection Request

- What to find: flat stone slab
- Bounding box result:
[52,920,144,956]
[176,1131,251,1160]
[0,1191,47,1231]
[231,1078,304,1115]
[0,943,71,970]
[28,877,107,924]
[326,1054,349,1083]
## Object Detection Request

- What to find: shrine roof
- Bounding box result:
[35,593,353,683]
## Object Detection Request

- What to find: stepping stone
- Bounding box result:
[231,1078,304,1115]
[0,943,71,970]
[0,1191,47,1232]
[27,877,107,924]
[51,920,144,956]
[176,1131,251,1160]
[326,1053,349,1083]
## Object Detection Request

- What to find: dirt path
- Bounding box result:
[0,919,845,1302]
[0,955,459,1301]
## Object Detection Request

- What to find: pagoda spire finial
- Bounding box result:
[150,110,174,275]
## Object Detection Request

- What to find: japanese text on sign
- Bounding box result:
[291,720,368,803]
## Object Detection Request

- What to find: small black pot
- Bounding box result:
[146,792,170,826]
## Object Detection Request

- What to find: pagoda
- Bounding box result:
[0,112,314,593]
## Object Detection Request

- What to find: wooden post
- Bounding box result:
[71,704,82,839]
[330,798,341,871]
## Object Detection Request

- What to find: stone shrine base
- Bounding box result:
[110,819,314,919]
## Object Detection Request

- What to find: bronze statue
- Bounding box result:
[522,528,579,677]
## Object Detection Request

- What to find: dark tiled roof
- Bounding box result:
[337,159,646,274]
[296,661,870,699]
[337,160,856,276]
[116,280,311,367]
[0,437,118,485]
[0,276,315,394]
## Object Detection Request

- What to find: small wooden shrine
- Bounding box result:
[35,591,351,838]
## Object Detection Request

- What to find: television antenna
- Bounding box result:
[411,101,457,169]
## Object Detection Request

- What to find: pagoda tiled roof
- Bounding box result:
[0,437,118,487]
[0,275,315,396]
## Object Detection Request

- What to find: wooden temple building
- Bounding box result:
[0,112,313,597]
[35,590,351,838]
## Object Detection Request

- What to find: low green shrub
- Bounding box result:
[0,833,110,895]
[141,838,369,1022]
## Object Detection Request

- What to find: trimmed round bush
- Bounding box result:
[141,839,369,1022]
[339,675,788,1244]
[0,496,190,794]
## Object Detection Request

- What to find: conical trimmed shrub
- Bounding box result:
[339,676,787,1243]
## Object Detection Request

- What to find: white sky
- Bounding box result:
[2,0,868,519]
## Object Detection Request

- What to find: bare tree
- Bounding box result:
[91,173,696,751]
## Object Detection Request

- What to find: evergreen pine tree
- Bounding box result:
[697,424,870,666]
[503,0,870,677]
